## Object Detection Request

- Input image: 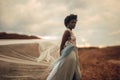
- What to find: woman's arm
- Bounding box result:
[60,30,70,55]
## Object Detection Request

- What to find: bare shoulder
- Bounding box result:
[63,29,71,36]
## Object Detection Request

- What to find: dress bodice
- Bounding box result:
[65,28,76,47]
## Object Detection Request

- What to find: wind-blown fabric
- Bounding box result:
[47,44,81,80]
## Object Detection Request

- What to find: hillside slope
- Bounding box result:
[78,46,120,80]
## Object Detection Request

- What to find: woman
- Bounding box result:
[47,14,81,80]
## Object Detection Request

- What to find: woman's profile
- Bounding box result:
[47,14,81,80]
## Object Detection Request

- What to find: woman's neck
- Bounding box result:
[67,28,72,31]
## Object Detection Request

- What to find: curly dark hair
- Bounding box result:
[64,14,77,27]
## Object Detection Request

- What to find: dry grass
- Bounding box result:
[0,43,120,80]
[78,46,120,80]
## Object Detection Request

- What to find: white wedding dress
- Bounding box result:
[47,28,81,80]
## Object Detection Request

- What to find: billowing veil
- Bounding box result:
[0,40,60,80]
[36,40,60,80]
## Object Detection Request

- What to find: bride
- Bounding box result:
[47,14,81,80]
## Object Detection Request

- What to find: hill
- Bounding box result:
[0,32,40,39]
[78,46,120,80]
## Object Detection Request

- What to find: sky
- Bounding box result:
[0,0,120,47]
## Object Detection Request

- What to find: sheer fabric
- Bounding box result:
[47,29,81,80]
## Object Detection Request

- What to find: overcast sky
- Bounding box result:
[0,0,120,46]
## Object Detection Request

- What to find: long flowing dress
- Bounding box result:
[47,29,81,80]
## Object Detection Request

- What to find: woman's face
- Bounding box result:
[68,19,77,29]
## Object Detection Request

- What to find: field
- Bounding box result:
[0,42,119,80]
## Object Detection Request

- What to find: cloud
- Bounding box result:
[0,0,68,35]
[108,30,120,36]
[0,0,120,46]
[77,37,91,47]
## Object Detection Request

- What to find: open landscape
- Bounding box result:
[0,32,120,80]
[1,0,120,79]
[0,41,119,80]
[78,46,120,80]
